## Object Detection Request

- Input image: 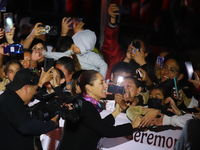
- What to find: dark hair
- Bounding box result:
[163,53,187,88]
[71,70,86,95]
[150,84,171,100]
[111,62,133,76]
[123,76,143,88]
[56,35,74,52]
[77,70,99,94]
[4,59,23,75]
[56,57,76,75]
[54,68,66,89]
[23,48,32,54]
[30,39,47,51]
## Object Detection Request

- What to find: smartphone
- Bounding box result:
[107,85,125,95]
[137,69,142,78]
[3,44,23,54]
[116,76,124,86]
[4,12,13,32]
[116,6,131,14]
[132,41,140,53]
[173,76,179,99]
[157,56,164,68]
[67,18,83,28]
[44,58,55,72]
[185,61,194,79]
[38,25,57,36]
[0,0,8,12]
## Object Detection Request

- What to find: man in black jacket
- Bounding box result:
[0,68,58,150]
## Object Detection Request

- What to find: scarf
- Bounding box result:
[83,93,102,113]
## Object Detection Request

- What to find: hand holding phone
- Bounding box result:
[38,24,58,36]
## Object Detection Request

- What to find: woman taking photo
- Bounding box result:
[57,70,140,150]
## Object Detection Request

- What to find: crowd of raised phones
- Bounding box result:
[0,2,200,150]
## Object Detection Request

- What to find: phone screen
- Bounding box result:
[132,41,140,53]
[173,76,179,99]
[4,13,13,32]
[185,61,194,79]
[44,58,55,72]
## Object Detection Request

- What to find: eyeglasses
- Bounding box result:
[162,64,179,74]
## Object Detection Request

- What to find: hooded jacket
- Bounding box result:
[43,30,108,78]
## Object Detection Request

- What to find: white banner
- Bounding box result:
[99,110,182,150]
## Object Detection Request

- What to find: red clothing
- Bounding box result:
[102,24,126,79]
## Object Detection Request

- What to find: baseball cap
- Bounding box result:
[6,68,39,91]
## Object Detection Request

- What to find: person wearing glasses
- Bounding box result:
[137,53,198,127]
[0,68,58,150]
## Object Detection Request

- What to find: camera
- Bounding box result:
[28,93,83,123]
[107,84,125,95]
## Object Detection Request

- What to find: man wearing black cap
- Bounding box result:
[0,68,58,150]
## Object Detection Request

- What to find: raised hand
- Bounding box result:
[38,67,54,87]
[49,68,61,88]
[108,4,119,24]
[61,17,73,36]
[73,21,84,34]
[5,27,15,44]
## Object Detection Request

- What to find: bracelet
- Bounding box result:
[61,33,67,35]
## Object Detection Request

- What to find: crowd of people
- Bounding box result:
[0,1,200,150]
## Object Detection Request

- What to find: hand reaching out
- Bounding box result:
[131,115,142,128]
[193,106,200,119]
[111,103,122,118]
[149,112,164,126]
[140,108,159,127]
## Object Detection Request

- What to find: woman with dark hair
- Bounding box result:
[57,70,140,150]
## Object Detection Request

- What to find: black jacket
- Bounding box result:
[57,95,133,150]
[0,89,56,150]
